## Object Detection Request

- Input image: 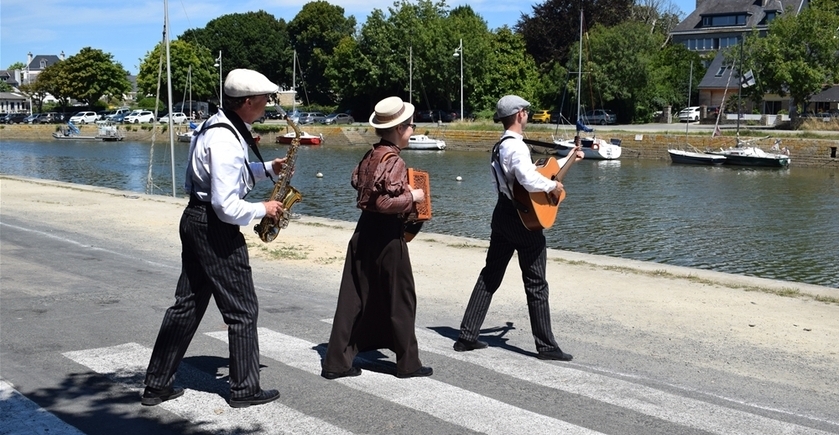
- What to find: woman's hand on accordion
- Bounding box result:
[410,188,425,203]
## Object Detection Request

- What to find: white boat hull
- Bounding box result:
[552,137,621,160]
[407,135,446,150]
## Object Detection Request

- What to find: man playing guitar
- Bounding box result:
[453,95,583,361]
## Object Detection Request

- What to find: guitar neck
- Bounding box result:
[554,136,581,183]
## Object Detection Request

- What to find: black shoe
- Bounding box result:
[229,389,280,408]
[537,349,573,361]
[321,367,362,380]
[453,338,488,352]
[141,386,184,406]
[396,366,433,379]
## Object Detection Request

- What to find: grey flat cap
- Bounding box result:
[493,95,530,121]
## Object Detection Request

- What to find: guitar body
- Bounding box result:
[512,157,563,231]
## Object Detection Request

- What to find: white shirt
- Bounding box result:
[185,110,276,226]
[491,130,557,199]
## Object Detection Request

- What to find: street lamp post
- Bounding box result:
[214,51,222,108]
[452,39,463,121]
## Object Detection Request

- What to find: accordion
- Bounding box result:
[407,168,432,221]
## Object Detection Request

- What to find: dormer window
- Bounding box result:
[702,14,748,27]
[39,59,47,69]
[759,11,778,25]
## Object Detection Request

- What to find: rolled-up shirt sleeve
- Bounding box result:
[502,135,556,193]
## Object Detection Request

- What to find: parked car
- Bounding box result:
[439,110,458,122]
[1,113,30,124]
[108,107,131,122]
[322,113,354,125]
[531,110,551,124]
[677,106,701,122]
[415,109,456,123]
[23,113,41,124]
[124,110,156,124]
[159,112,188,124]
[36,112,63,124]
[299,111,326,124]
[69,111,99,124]
[580,109,617,125]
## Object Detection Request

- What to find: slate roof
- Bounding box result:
[697,51,739,90]
[671,0,806,36]
[27,55,61,72]
[810,85,839,102]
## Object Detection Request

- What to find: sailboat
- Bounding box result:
[706,41,790,168]
[404,46,447,151]
[668,61,726,165]
[552,11,621,160]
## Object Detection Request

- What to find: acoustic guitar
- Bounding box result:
[512,137,581,231]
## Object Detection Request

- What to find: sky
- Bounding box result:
[0,0,696,75]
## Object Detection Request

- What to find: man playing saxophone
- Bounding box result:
[143,68,285,408]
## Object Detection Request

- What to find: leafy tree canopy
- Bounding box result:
[36,48,131,107]
[180,10,291,92]
[136,39,217,105]
[516,0,634,68]
[288,1,357,105]
[741,1,839,116]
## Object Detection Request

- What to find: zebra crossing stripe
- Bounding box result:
[410,327,834,435]
[0,378,86,435]
[62,343,352,435]
[206,328,605,435]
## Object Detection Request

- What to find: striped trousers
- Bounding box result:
[145,200,261,399]
[457,195,560,353]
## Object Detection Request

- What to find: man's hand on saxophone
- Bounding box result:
[263,200,285,221]
[270,157,289,175]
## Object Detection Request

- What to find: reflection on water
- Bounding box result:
[2,139,838,288]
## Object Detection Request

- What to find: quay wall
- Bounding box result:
[3,123,838,168]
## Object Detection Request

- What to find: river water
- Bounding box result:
[2,139,838,288]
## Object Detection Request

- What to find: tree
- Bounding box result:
[180,10,292,93]
[516,0,634,68]
[33,61,73,109]
[744,1,839,119]
[56,48,131,107]
[288,1,357,105]
[7,61,26,71]
[136,39,217,105]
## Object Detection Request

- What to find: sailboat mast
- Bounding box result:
[686,60,693,136]
[164,0,176,197]
[292,50,297,113]
[409,46,413,105]
[736,39,744,139]
[576,10,583,130]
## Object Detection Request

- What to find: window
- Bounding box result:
[715,66,729,77]
[702,14,748,27]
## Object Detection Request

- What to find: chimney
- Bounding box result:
[27,52,33,68]
[60,51,65,61]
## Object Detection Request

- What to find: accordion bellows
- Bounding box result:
[407,168,431,221]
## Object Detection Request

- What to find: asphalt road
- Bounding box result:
[1,185,838,434]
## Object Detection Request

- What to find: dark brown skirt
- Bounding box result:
[323,211,422,375]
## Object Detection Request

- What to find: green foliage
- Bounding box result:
[0,81,13,92]
[6,61,26,71]
[289,1,357,106]
[516,0,634,68]
[180,10,292,94]
[744,4,839,116]
[136,39,216,104]
[58,47,132,107]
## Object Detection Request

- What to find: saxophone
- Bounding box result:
[253,113,303,242]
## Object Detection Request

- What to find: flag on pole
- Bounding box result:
[741,70,755,88]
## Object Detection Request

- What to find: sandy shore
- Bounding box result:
[2,174,838,395]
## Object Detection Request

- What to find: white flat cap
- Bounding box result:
[223,68,279,98]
